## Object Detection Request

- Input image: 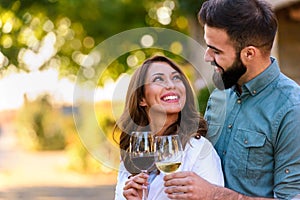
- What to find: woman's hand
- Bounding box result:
[123,172,149,200]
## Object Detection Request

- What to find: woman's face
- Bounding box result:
[140,62,186,117]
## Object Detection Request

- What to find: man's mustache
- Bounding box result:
[211,61,225,73]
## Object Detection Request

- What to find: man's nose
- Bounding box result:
[204,48,214,62]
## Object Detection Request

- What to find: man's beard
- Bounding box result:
[212,56,247,90]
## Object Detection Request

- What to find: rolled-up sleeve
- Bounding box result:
[273,104,300,199]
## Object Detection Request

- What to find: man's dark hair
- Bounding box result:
[199,0,278,53]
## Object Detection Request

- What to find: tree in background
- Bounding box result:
[0,0,205,83]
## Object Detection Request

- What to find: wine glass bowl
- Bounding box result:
[129,131,155,200]
[154,135,183,174]
[129,131,155,172]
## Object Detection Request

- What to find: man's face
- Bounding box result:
[204,25,247,89]
[211,55,247,90]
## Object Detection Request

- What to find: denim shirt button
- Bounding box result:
[285,169,290,174]
[237,99,242,104]
[228,124,232,129]
[244,140,248,144]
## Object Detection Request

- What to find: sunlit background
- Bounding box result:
[0,1,208,199]
[0,0,300,199]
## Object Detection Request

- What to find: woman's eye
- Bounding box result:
[173,75,182,81]
[153,77,164,82]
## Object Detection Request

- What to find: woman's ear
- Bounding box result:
[139,98,147,107]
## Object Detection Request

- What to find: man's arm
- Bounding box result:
[164,171,275,200]
[213,185,275,200]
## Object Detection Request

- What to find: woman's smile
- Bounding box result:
[161,92,180,103]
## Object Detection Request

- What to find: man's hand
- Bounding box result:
[163,171,217,200]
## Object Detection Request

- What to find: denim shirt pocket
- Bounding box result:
[232,129,267,178]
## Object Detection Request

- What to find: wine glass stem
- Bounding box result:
[142,188,147,200]
[141,170,148,200]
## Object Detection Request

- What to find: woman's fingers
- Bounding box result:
[123,173,149,200]
[123,187,139,199]
[124,173,149,190]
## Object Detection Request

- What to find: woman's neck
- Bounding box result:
[150,113,178,136]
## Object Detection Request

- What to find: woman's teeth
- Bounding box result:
[163,95,178,101]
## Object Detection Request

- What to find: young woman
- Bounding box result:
[113,56,224,200]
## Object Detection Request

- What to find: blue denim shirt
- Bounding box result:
[204,58,300,199]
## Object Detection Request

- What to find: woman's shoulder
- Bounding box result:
[189,135,213,147]
[186,136,214,158]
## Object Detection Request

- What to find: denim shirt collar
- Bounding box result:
[233,57,280,96]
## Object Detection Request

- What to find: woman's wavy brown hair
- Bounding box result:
[113,55,207,174]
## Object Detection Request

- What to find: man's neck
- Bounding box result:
[238,56,271,86]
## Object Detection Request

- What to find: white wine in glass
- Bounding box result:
[129,131,155,200]
[154,135,183,174]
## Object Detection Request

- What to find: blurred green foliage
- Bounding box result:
[15,94,66,150]
[14,94,108,173]
[0,0,205,83]
[197,86,214,115]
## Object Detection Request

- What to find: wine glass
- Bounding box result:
[154,135,183,174]
[129,131,155,200]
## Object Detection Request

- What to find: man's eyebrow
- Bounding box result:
[207,44,223,53]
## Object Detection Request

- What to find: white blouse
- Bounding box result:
[114,137,224,200]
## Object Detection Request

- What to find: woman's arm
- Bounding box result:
[114,162,128,200]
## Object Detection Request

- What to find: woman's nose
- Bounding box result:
[164,79,175,89]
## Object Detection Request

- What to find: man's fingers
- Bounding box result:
[164,171,194,181]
